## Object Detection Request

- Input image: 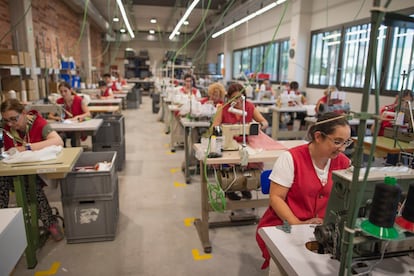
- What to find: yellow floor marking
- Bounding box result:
[164,143,169,148]
[170,168,179,173]
[34,262,60,276]
[184,217,195,226]
[166,150,175,155]
[192,249,212,261]
[174,181,186,187]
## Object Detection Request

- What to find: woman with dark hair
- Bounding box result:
[256,112,351,269]
[49,81,90,147]
[213,82,269,200]
[1,99,64,241]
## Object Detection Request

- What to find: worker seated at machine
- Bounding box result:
[212,83,268,200]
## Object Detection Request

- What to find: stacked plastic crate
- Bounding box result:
[60,151,119,243]
[92,114,126,171]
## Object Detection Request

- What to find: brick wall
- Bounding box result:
[32,0,82,68]
[0,0,105,72]
[0,0,12,49]
[90,24,103,74]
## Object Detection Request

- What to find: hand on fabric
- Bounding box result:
[303,217,323,225]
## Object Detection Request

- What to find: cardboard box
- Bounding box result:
[48,81,59,93]
[23,52,32,67]
[27,89,37,101]
[1,77,25,91]
[0,54,19,65]
[0,49,24,65]
[25,79,35,90]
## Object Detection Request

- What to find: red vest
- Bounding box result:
[3,110,49,150]
[256,144,349,269]
[57,95,84,119]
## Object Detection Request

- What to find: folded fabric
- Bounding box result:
[2,145,63,164]
[248,131,288,150]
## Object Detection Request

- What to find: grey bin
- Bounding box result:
[63,184,119,244]
[61,151,117,198]
[93,139,126,171]
[92,114,125,144]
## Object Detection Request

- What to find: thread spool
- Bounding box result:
[361,176,401,240]
[395,184,414,232]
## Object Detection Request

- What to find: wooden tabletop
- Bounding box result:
[88,105,120,113]
[354,136,414,156]
[0,147,83,179]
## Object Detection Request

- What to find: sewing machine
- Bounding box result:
[314,166,414,261]
[222,122,259,151]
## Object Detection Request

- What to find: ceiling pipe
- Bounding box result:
[65,0,110,32]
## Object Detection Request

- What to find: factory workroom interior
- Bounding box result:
[1,0,414,275]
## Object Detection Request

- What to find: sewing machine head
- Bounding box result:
[314,167,414,260]
[221,122,259,151]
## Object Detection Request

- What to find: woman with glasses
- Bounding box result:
[180,73,201,98]
[0,99,65,241]
[256,112,351,269]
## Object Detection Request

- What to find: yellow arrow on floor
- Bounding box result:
[192,249,212,261]
[184,217,195,226]
[174,181,186,187]
[170,168,179,173]
[34,262,60,276]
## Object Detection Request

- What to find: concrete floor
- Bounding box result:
[12,95,270,276]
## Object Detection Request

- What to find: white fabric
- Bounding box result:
[2,145,63,164]
[312,159,331,186]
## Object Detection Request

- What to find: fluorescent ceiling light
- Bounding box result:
[113,17,120,22]
[120,27,126,33]
[149,29,155,34]
[150,18,157,24]
[212,0,286,38]
[116,0,135,38]
[183,20,189,25]
[169,0,200,40]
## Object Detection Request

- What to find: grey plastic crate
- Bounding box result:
[63,185,119,244]
[93,139,125,171]
[92,114,125,144]
[61,151,117,198]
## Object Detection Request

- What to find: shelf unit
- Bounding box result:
[124,55,150,79]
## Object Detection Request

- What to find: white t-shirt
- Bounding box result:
[269,150,331,188]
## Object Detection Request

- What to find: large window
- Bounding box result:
[251,45,264,73]
[264,43,279,80]
[232,50,242,79]
[241,48,252,75]
[308,30,341,86]
[307,10,414,94]
[217,53,224,76]
[386,25,414,91]
[232,39,289,82]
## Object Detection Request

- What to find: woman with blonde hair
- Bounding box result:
[200,82,226,106]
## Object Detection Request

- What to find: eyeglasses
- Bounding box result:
[320,131,353,148]
[2,114,20,124]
